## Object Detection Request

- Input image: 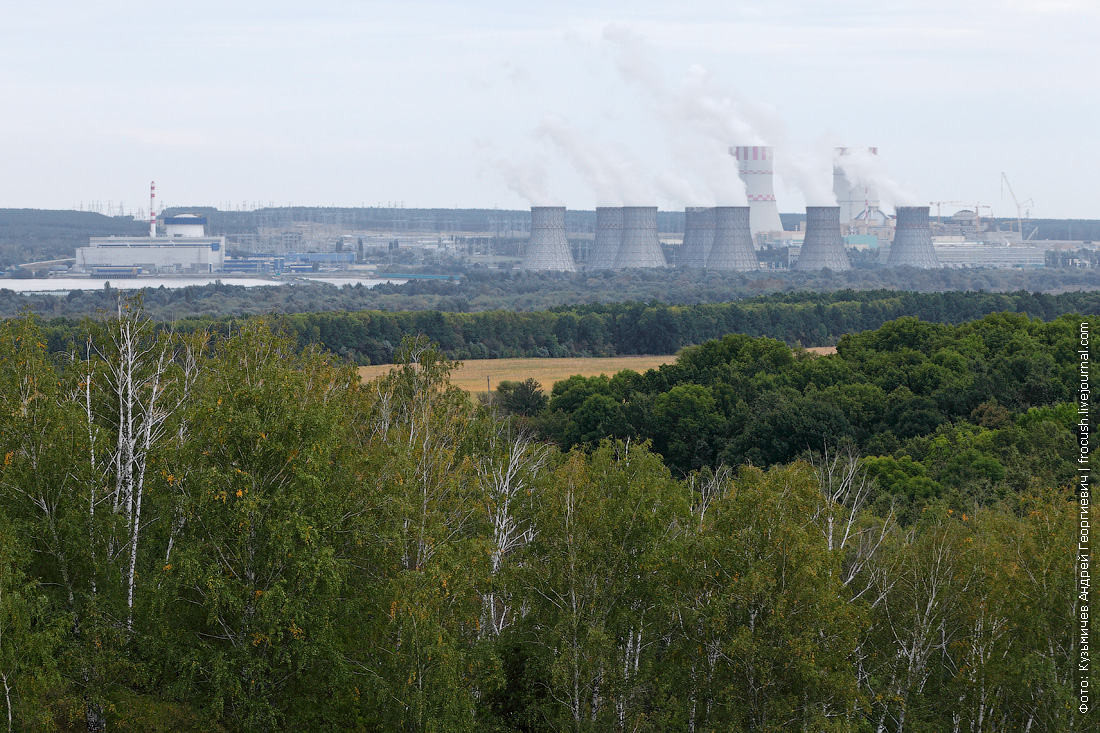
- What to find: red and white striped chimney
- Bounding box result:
[149,181,157,237]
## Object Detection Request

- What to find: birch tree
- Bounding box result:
[350,336,489,731]
[166,318,361,730]
[520,441,683,732]
[477,425,549,638]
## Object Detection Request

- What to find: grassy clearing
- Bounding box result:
[358,346,837,392]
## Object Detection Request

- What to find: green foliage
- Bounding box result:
[8,286,1100,366]
[0,515,65,730]
[494,378,548,418]
[537,312,1083,521]
[0,309,1086,731]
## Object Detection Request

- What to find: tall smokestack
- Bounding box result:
[522,206,576,272]
[149,181,156,237]
[706,207,758,271]
[888,206,941,268]
[614,206,667,269]
[794,206,851,271]
[833,147,880,223]
[729,146,783,235]
[588,207,623,270]
[679,207,715,268]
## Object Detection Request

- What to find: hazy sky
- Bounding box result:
[2,0,1097,217]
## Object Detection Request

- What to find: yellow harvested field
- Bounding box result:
[358,355,677,392]
[358,345,837,393]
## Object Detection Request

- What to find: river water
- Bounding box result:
[2,275,408,295]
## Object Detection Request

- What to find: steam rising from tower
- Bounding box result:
[729,146,783,234]
[794,206,850,271]
[614,206,667,269]
[522,206,576,272]
[679,207,715,268]
[888,206,941,269]
[706,207,758,271]
[588,207,623,270]
[833,148,880,222]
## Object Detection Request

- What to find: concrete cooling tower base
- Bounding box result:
[794,206,851,271]
[706,206,758,271]
[888,206,941,268]
[614,206,667,269]
[679,207,715,268]
[588,207,623,271]
[521,206,576,272]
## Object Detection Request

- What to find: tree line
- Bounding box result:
[7,267,1100,321]
[24,287,1100,368]
[0,301,1088,731]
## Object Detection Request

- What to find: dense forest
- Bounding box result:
[0,300,1088,731]
[0,210,145,268]
[5,267,1100,321]
[22,288,1100,366]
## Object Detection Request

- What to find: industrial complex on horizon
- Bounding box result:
[25,145,1095,279]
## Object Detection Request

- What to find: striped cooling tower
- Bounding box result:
[614,206,667,269]
[888,206,941,268]
[587,206,623,271]
[729,145,784,235]
[793,206,851,271]
[521,206,576,272]
[679,207,715,268]
[706,206,759,271]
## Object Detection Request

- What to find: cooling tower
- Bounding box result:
[678,207,715,268]
[521,206,576,272]
[587,206,623,270]
[706,207,759,271]
[888,206,941,268]
[614,206,667,269]
[729,145,784,234]
[793,206,851,271]
[833,147,881,223]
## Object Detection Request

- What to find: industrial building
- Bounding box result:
[76,212,225,275]
[931,244,1046,268]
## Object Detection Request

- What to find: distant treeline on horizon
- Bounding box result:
[23,288,1100,366]
[2,205,1098,242]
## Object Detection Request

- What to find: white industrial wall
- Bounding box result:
[78,238,226,273]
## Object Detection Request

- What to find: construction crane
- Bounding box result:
[929,201,965,223]
[1000,172,1035,240]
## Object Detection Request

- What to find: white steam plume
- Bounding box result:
[602,26,786,206]
[835,147,920,208]
[474,138,560,206]
[536,115,653,206]
[776,144,837,206]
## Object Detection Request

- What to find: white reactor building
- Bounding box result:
[77,213,225,275]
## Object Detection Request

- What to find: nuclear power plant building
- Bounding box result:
[76,214,226,275]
